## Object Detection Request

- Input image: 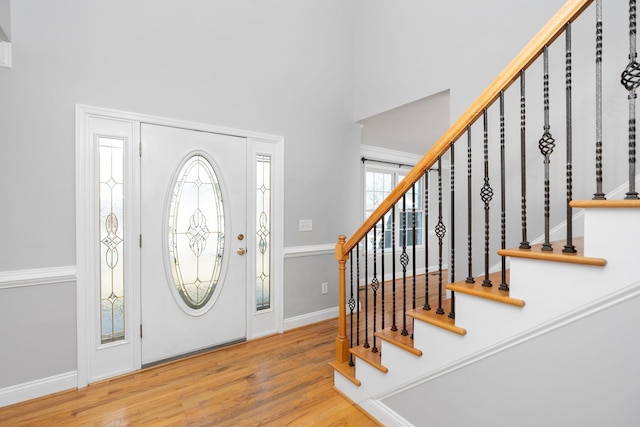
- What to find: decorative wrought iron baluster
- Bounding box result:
[391,205,398,332]
[381,214,385,331]
[363,238,370,349]
[412,183,417,312]
[436,157,447,314]
[539,45,555,252]
[594,0,606,200]
[623,0,640,199]
[481,110,494,287]
[466,127,475,282]
[564,24,577,253]
[356,244,361,346]
[500,92,509,291]
[400,195,409,336]
[449,144,456,319]
[520,70,531,249]
[371,224,379,353]
[348,249,355,366]
[423,169,431,310]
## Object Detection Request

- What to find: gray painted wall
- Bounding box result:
[382,290,640,426]
[0,0,9,41]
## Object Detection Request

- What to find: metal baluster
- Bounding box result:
[520,70,531,249]
[481,110,494,287]
[356,243,361,346]
[449,144,457,319]
[400,195,409,336]
[391,205,398,332]
[348,249,355,366]
[539,45,556,252]
[423,170,432,311]
[594,0,606,200]
[371,224,379,353]
[466,127,475,282]
[623,0,640,199]
[436,157,447,314]
[564,23,578,253]
[381,213,385,331]
[363,237,370,349]
[500,92,509,291]
[412,184,417,311]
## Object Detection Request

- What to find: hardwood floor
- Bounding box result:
[0,319,380,426]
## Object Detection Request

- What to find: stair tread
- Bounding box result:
[406,299,467,335]
[447,271,525,307]
[571,199,640,208]
[349,345,388,373]
[498,238,606,266]
[375,327,422,356]
[329,360,361,387]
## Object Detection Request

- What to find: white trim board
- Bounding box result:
[0,41,10,68]
[0,371,77,408]
[284,306,338,331]
[283,244,334,259]
[0,266,76,290]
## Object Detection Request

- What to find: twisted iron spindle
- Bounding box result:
[499,92,509,291]
[412,184,417,312]
[481,109,494,287]
[520,70,531,249]
[594,0,606,200]
[436,157,447,314]
[539,45,556,252]
[356,244,361,346]
[423,169,432,311]
[400,195,409,336]
[363,237,370,349]
[449,144,456,319]
[381,213,385,331]
[564,23,577,253]
[623,0,640,199]
[371,224,379,353]
[391,205,397,332]
[466,127,475,283]
[348,249,355,366]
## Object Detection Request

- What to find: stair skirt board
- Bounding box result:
[338,279,640,410]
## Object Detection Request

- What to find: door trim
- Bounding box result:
[76,105,284,388]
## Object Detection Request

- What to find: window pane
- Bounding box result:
[256,155,271,311]
[99,137,125,344]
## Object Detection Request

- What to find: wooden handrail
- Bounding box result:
[340,0,593,256]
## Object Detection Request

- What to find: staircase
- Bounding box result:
[331,0,640,424]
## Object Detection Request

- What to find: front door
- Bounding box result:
[140,123,247,366]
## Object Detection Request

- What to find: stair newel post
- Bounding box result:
[594,0,606,200]
[371,223,379,353]
[481,109,494,288]
[423,169,432,310]
[400,194,409,336]
[519,70,532,250]
[499,92,509,291]
[539,45,556,252]
[466,127,475,283]
[436,156,447,314]
[363,236,370,349]
[334,235,350,364]
[449,144,457,319]
[391,204,398,332]
[623,0,640,199]
[564,23,578,254]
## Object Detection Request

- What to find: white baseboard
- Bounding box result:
[360,399,415,427]
[0,371,77,408]
[284,306,338,330]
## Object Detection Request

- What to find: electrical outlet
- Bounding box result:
[321,282,328,294]
[299,219,313,232]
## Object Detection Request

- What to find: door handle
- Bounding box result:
[237,248,246,256]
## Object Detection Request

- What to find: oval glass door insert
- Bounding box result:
[168,154,225,309]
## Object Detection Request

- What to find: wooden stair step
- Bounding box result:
[349,345,388,373]
[498,237,606,266]
[329,360,361,387]
[406,299,467,335]
[571,199,640,208]
[375,327,422,357]
[447,270,525,307]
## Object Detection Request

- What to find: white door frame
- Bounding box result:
[76,105,284,388]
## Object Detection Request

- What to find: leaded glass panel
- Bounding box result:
[256,155,271,311]
[99,137,125,344]
[168,155,224,309]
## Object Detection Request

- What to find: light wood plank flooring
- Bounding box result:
[0,319,379,426]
